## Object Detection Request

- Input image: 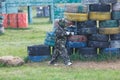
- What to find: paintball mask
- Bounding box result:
[58,19,67,28]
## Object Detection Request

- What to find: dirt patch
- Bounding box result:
[26,60,120,70]
[71,61,120,70]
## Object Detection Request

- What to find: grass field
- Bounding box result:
[0,9,120,80]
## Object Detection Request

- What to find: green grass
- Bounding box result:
[0,8,120,80]
[0,17,52,57]
[0,63,120,80]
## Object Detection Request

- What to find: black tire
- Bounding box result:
[110,34,120,40]
[99,0,117,4]
[99,20,119,28]
[78,27,98,35]
[89,4,111,12]
[77,20,96,28]
[27,45,50,56]
[78,47,97,58]
[88,41,109,48]
[88,34,109,41]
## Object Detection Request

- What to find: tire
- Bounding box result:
[77,20,96,28]
[89,4,111,12]
[44,39,55,46]
[110,40,120,48]
[99,28,120,34]
[89,12,111,21]
[68,35,87,42]
[88,34,109,41]
[110,34,120,40]
[99,20,119,28]
[112,11,120,20]
[81,0,99,4]
[64,4,88,13]
[66,41,87,48]
[99,0,117,4]
[100,48,120,54]
[78,27,98,35]
[46,32,55,37]
[112,2,120,11]
[64,13,88,22]
[78,47,97,58]
[27,45,50,56]
[88,41,109,48]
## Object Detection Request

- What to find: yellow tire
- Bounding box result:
[64,12,88,21]
[99,28,120,34]
[89,12,111,21]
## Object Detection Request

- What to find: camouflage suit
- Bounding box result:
[50,19,71,65]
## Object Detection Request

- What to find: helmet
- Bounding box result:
[58,19,66,28]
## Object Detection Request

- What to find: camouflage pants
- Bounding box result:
[50,45,71,65]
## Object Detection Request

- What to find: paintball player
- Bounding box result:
[49,19,72,66]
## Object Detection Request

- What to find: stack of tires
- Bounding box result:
[27,45,50,62]
[64,4,90,57]
[98,1,120,56]
[64,0,120,58]
[89,2,112,56]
